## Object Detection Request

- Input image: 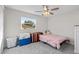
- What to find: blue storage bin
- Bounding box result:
[18,36,32,46]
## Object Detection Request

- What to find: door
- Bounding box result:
[74,25,79,53]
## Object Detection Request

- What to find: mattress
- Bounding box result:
[39,34,69,49]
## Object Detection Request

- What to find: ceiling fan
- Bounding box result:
[35,5,59,16]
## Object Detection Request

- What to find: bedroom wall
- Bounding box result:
[0,6,4,53]
[4,7,48,38]
[48,9,79,45]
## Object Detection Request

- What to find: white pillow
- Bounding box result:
[19,33,30,39]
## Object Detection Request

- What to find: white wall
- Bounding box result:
[48,10,79,45]
[4,8,48,38]
[0,6,4,53]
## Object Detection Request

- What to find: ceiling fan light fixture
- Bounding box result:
[36,5,59,16]
[42,12,49,16]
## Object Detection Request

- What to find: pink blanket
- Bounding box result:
[39,34,69,49]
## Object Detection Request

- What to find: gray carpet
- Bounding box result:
[3,42,74,54]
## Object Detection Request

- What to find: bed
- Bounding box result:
[39,34,70,49]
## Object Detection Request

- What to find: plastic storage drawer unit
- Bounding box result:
[18,37,32,46]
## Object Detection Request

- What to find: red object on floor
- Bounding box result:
[31,32,43,42]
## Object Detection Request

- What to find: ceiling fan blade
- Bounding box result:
[50,12,54,15]
[51,8,59,11]
[35,11,42,12]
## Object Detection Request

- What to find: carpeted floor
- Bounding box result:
[3,42,74,54]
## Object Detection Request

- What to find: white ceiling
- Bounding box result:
[5,5,79,16]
